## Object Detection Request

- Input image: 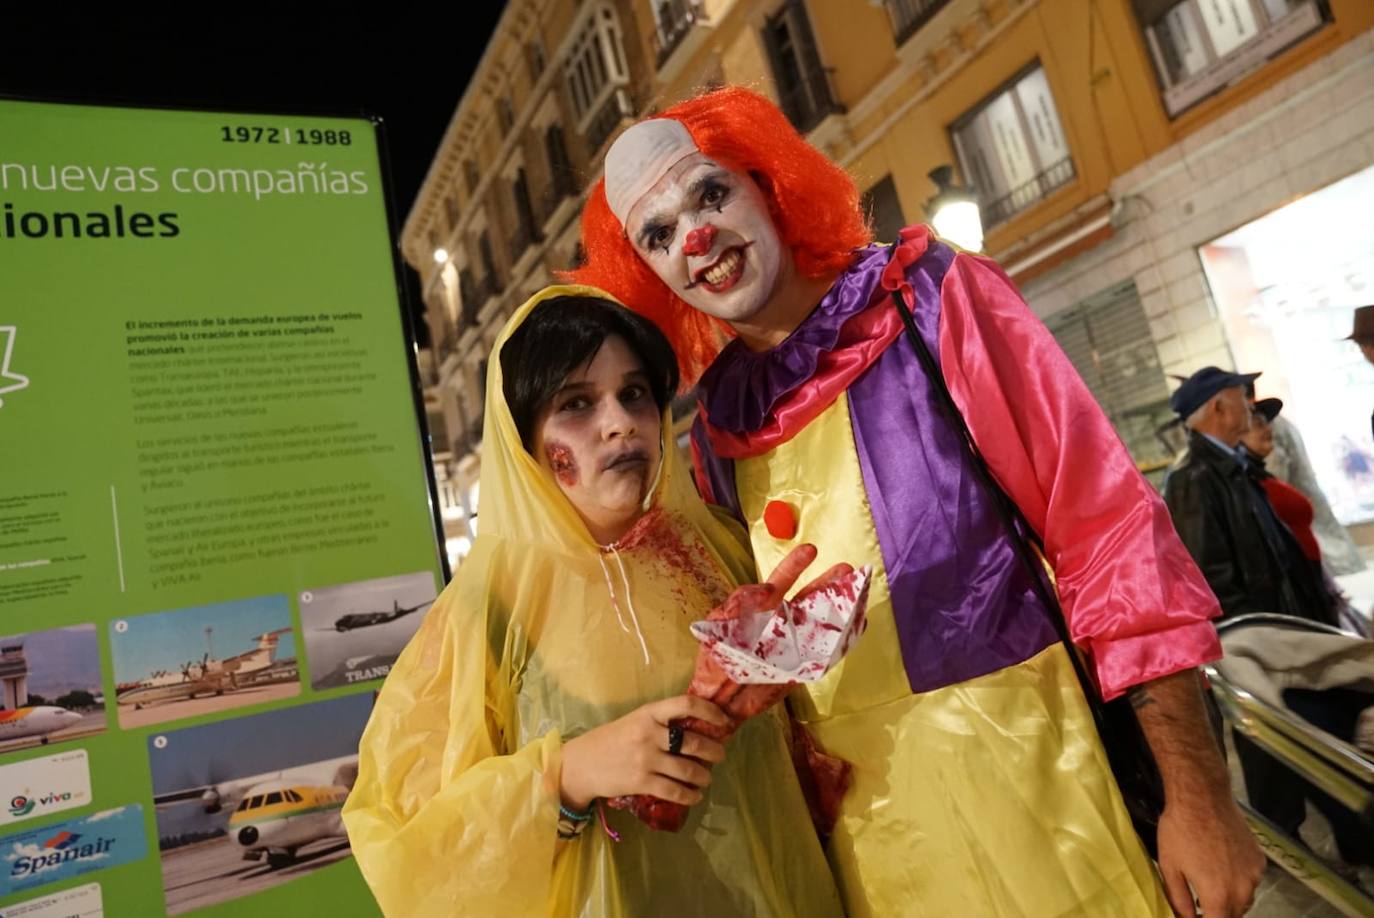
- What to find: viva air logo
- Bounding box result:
[9,791,76,818]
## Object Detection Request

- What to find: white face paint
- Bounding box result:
[624,153,787,325]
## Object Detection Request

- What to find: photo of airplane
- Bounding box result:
[148,695,372,916]
[110,596,299,729]
[0,706,82,745]
[298,571,438,690]
[325,599,428,632]
[228,780,349,869]
[117,628,294,710]
[0,625,105,754]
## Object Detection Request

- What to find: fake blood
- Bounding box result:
[544,440,578,487]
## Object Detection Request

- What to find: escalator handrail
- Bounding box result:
[1204,663,1374,785]
[1215,612,1354,638]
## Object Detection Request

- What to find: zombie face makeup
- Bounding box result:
[623,153,787,325]
[532,335,663,545]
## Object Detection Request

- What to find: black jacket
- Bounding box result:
[1164,431,1334,623]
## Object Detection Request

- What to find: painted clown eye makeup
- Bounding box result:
[633,169,735,255]
[699,178,729,210]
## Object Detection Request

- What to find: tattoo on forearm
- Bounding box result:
[1128,687,1157,711]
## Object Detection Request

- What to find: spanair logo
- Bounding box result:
[42,831,82,850]
[1,804,147,894]
[8,830,114,882]
[7,796,33,818]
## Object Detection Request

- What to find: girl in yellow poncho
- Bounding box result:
[342,286,843,917]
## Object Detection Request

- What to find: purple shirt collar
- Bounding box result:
[698,244,892,434]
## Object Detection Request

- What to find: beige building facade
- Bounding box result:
[403,0,1374,565]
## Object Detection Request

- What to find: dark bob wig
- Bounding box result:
[501,294,680,450]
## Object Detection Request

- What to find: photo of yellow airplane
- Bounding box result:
[229,781,350,869]
[148,695,371,916]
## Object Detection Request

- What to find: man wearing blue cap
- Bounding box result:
[1164,366,1336,624]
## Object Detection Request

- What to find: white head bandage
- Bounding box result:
[604,119,700,227]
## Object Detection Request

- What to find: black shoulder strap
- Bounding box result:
[887,282,1108,712]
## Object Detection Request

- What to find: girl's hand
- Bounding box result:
[560,695,730,810]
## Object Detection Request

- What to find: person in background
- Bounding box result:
[1245,381,1366,576]
[1239,396,1357,633]
[1166,367,1336,626]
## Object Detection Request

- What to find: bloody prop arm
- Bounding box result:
[608,561,858,833]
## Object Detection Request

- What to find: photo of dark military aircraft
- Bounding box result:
[324,599,429,633]
[297,571,437,690]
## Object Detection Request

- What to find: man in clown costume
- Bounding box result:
[572,87,1264,917]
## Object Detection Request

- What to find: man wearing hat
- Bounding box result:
[1164,366,1336,625]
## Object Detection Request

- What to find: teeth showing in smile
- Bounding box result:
[703,248,743,286]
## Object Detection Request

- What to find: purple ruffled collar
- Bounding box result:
[697,243,892,433]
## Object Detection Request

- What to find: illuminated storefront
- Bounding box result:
[1199,164,1374,526]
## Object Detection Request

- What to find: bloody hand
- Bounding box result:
[608,545,855,831]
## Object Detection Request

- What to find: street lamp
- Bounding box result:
[925,165,983,253]
[433,247,449,264]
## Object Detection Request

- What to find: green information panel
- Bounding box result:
[0,98,445,917]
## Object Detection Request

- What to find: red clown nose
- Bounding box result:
[683,225,717,257]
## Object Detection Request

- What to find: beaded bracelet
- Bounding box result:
[557,801,595,840]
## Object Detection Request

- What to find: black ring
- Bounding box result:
[667,724,685,756]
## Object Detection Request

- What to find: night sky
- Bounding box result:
[3,15,507,343]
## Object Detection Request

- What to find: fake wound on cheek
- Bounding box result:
[545,440,579,487]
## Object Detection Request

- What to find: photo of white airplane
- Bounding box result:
[0,706,83,744]
[0,625,106,753]
[110,596,300,729]
[117,628,294,710]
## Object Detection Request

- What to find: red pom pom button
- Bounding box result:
[763,500,797,540]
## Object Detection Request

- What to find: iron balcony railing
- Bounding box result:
[654,0,706,67]
[886,0,950,45]
[980,157,1076,228]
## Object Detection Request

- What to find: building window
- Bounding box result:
[762,0,842,134]
[543,124,577,213]
[1132,0,1327,117]
[950,63,1075,229]
[885,0,950,46]
[654,0,706,67]
[1042,281,1175,482]
[565,5,629,124]
[861,175,906,244]
[443,196,460,232]
[458,267,478,327]
[477,230,502,302]
[526,39,546,81]
[510,168,541,258]
[498,95,516,135]
[463,159,481,196]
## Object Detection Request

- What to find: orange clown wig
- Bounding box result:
[568,86,872,384]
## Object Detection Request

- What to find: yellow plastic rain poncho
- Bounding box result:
[342,286,844,917]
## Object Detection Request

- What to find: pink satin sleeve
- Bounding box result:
[937,253,1221,700]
